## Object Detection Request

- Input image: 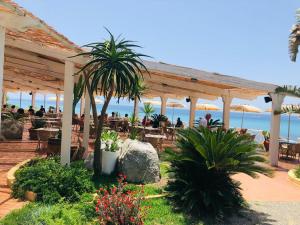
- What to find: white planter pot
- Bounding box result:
[102,150,119,175]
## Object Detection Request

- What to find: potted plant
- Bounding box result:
[29,119,46,140]
[262,130,270,152]
[101,130,121,175]
[151,114,168,128]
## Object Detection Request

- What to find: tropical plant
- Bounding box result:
[101,130,121,152]
[207,119,223,128]
[275,85,300,98]
[142,103,155,119]
[95,174,146,225]
[73,29,149,176]
[151,114,168,128]
[73,74,85,115]
[166,127,272,220]
[289,9,300,62]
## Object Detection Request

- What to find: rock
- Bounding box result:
[118,139,160,184]
[1,119,24,140]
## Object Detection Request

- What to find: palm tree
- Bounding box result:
[73,75,85,115]
[74,29,149,176]
[275,85,300,97]
[289,9,300,62]
[142,103,155,119]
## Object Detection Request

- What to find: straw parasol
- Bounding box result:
[230,104,262,128]
[167,102,185,126]
[196,103,220,111]
[48,96,64,101]
[143,100,161,106]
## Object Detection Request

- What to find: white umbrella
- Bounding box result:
[167,102,185,126]
[196,103,220,111]
[231,104,262,128]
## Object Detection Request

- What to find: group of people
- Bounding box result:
[1,104,59,118]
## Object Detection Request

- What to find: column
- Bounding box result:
[80,96,85,116]
[56,93,60,113]
[160,95,167,115]
[83,92,90,158]
[31,92,36,108]
[269,93,285,166]
[133,96,139,119]
[222,95,232,130]
[61,60,74,165]
[189,97,197,127]
[0,26,5,129]
[2,90,6,105]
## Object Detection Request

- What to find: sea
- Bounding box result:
[7,98,300,141]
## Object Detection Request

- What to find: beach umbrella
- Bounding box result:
[143,100,161,106]
[48,96,64,101]
[167,102,185,126]
[196,103,220,111]
[230,104,262,128]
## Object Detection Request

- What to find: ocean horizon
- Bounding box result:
[6,98,300,141]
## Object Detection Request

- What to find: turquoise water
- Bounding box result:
[7,99,300,141]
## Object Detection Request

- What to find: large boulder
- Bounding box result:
[118,139,160,184]
[1,119,24,140]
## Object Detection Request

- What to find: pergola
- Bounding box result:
[0,0,286,167]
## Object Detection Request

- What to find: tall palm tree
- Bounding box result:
[289,9,300,62]
[74,29,149,176]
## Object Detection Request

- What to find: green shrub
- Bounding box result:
[166,127,272,220]
[12,157,94,203]
[295,166,300,178]
[0,195,97,225]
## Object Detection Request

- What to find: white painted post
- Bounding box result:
[31,92,36,108]
[269,93,285,166]
[61,60,74,165]
[222,95,232,130]
[0,26,5,129]
[80,97,85,116]
[133,96,139,119]
[189,97,197,127]
[160,95,167,115]
[2,90,6,105]
[83,92,90,158]
[56,93,60,113]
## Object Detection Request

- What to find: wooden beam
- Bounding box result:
[5,38,87,65]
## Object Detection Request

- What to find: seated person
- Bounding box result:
[199,117,207,128]
[175,117,184,128]
[17,108,25,115]
[108,112,116,121]
[40,105,45,113]
[35,109,44,117]
[79,114,85,131]
[2,104,8,112]
[124,114,129,121]
[10,105,16,113]
[28,106,35,115]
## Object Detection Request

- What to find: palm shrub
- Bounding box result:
[142,103,155,119]
[166,127,272,220]
[73,29,149,176]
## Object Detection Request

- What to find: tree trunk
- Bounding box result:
[93,88,113,177]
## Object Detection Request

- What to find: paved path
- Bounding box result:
[0,141,37,218]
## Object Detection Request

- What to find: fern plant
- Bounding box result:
[166,127,272,220]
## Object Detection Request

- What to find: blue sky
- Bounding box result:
[10,0,300,109]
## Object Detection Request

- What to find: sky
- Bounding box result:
[9,0,300,109]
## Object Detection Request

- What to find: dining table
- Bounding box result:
[144,134,167,151]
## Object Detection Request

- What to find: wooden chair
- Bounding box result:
[36,129,58,151]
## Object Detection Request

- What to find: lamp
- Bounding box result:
[186,97,191,103]
[264,96,272,103]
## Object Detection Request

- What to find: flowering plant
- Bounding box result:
[95,174,146,225]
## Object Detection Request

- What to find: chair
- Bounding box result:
[290,143,300,161]
[36,129,58,151]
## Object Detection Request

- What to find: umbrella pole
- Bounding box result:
[288,113,291,142]
[172,107,175,127]
[19,91,22,108]
[241,110,244,129]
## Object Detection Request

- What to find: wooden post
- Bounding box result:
[80,97,85,116]
[61,60,74,165]
[83,92,90,158]
[222,95,232,130]
[269,93,285,166]
[160,95,167,115]
[189,97,197,127]
[133,96,139,119]
[56,93,60,113]
[0,26,5,129]
[31,92,36,108]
